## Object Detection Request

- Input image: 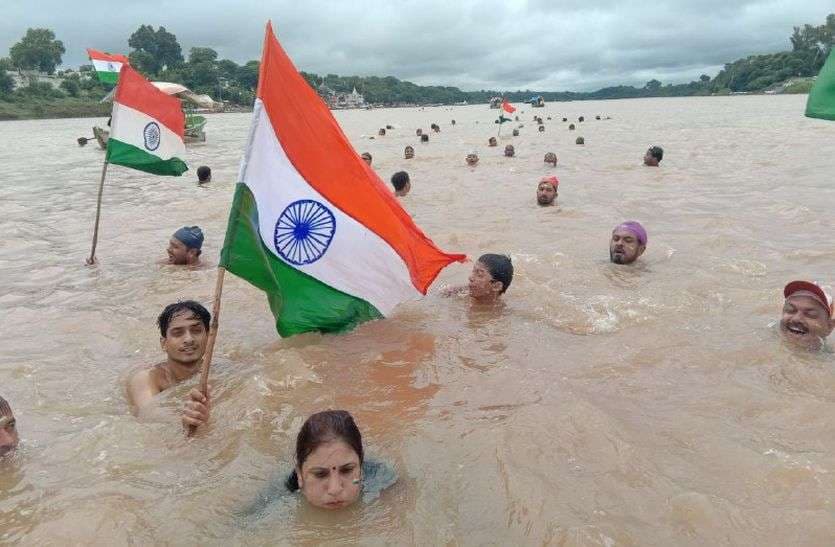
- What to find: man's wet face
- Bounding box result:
[537,182,557,206]
[161,311,208,366]
[404,147,414,159]
[780,295,833,347]
[466,154,479,166]
[643,149,659,166]
[504,146,515,157]
[609,229,645,264]
[167,238,191,265]
[468,261,500,300]
[361,153,372,165]
[0,411,19,457]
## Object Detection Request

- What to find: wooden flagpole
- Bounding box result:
[188,266,226,436]
[86,161,110,265]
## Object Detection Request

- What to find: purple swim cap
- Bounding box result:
[614,221,647,246]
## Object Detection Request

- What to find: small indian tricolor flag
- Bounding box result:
[220,22,465,336]
[105,65,188,176]
[87,48,130,84]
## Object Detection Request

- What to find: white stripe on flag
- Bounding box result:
[239,99,421,315]
[110,102,186,161]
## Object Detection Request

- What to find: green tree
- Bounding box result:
[9,28,65,74]
[189,47,218,65]
[0,71,14,97]
[60,78,80,97]
[128,25,183,75]
[699,74,710,83]
[645,79,662,91]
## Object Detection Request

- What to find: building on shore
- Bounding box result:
[316,83,366,109]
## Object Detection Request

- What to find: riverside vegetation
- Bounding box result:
[0,14,832,120]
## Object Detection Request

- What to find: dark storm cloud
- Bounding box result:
[1,0,831,91]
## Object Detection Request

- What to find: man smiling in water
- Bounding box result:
[126,301,211,430]
[166,226,204,266]
[780,281,834,349]
[609,221,647,265]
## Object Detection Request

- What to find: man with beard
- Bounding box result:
[609,221,647,265]
[0,396,19,458]
[166,226,204,266]
[779,281,834,349]
[126,301,211,429]
[537,176,558,206]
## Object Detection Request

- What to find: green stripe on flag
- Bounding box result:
[96,71,119,84]
[105,139,188,176]
[220,183,384,336]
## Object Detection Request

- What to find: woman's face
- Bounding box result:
[298,440,362,510]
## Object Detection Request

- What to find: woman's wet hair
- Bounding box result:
[157,300,211,338]
[286,410,364,491]
[478,253,514,293]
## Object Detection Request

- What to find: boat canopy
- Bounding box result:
[101,81,216,109]
[805,50,835,121]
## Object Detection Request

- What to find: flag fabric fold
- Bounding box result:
[220,22,465,337]
[805,50,835,121]
[87,48,130,84]
[105,65,188,176]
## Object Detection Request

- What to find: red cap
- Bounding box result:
[784,280,833,317]
[539,175,559,189]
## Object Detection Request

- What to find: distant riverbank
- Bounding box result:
[0,86,812,122]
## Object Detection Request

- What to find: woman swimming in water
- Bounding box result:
[243,410,396,517]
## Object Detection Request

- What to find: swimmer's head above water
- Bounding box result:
[286,410,365,510]
[780,280,835,349]
[609,221,647,265]
[537,176,559,206]
[469,253,513,302]
[0,396,18,458]
[168,226,204,265]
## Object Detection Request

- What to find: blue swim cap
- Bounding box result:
[173,226,204,250]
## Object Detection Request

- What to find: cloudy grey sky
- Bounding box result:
[2,1,832,91]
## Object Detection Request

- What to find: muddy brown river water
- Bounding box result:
[0,95,834,545]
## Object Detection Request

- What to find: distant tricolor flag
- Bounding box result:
[497,97,516,123]
[220,22,466,337]
[86,48,130,84]
[106,65,188,176]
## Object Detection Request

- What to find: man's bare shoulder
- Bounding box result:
[126,363,167,409]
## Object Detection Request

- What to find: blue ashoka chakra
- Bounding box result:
[143,121,161,151]
[273,199,336,265]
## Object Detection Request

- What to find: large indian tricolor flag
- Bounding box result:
[105,65,188,176]
[87,48,130,84]
[220,23,465,336]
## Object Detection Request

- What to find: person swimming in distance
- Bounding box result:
[361,152,372,165]
[378,128,386,136]
[779,280,835,350]
[125,301,211,430]
[609,221,647,265]
[568,123,575,130]
[544,152,557,166]
[444,254,514,303]
[284,410,396,511]
[420,134,429,143]
[451,119,456,125]
[644,146,663,166]
[0,396,19,458]
[538,125,545,132]
[576,136,585,145]
[488,137,497,147]
[504,144,515,157]
[465,153,479,166]
[197,165,211,185]
[512,129,520,136]
[537,176,559,206]
[166,226,204,266]
[404,145,415,159]
[391,171,411,197]
[416,128,423,136]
